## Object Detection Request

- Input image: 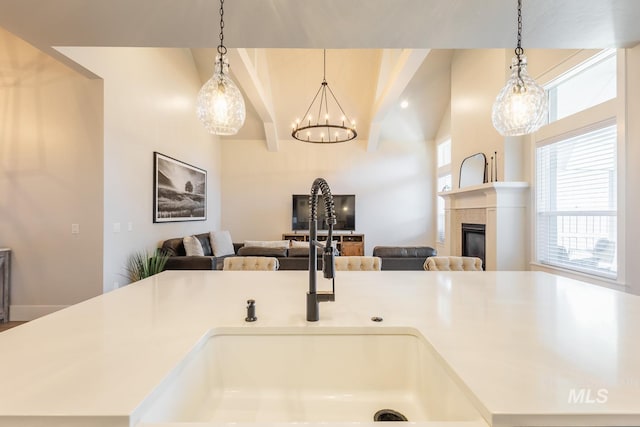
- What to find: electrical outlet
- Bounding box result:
[71,223,80,234]
[113,222,121,233]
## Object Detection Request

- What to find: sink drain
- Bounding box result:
[374,409,408,422]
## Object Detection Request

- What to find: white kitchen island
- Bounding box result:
[0,270,639,427]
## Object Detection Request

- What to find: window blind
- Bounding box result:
[536,123,617,279]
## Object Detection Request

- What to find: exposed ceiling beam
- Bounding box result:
[227,48,279,151]
[367,49,431,151]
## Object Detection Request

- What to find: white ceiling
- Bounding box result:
[1,0,638,146]
[2,0,639,49]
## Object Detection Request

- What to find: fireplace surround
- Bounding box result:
[439,182,528,271]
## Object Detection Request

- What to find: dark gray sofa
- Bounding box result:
[160,233,241,270]
[159,234,319,271]
[372,246,437,270]
[237,246,321,271]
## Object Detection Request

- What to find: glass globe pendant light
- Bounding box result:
[492,0,547,136]
[196,0,246,135]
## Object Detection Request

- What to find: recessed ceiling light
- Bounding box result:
[400,100,409,109]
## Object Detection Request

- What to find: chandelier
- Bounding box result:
[292,50,357,144]
[492,0,547,136]
[196,0,246,135]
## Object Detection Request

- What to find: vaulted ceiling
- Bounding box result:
[1,0,638,149]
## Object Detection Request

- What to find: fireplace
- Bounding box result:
[440,182,528,270]
[462,223,486,270]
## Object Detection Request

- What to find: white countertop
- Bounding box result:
[1,270,639,427]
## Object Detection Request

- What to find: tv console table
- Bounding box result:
[282,233,365,256]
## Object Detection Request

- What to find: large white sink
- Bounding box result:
[135,327,486,426]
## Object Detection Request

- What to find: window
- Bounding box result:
[536,123,617,279]
[535,49,620,282]
[437,139,451,168]
[547,49,616,123]
[436,174,452,242]
[436,139,452,243]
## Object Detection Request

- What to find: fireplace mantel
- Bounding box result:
[439,182,529,271]
[439,181,529,208]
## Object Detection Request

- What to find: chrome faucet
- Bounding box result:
[307,178,337,321]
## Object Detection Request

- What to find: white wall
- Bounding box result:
[624,44,640,295]
[434,102,451,255]
[0,28,104,320]
[58,47,222,292]
[450,50,505,188]
[220,138,434,255]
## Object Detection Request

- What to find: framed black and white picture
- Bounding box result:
[153,152,207,222]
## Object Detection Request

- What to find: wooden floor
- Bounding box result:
[0,321,26,332]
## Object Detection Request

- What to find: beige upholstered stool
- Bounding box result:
[334,256,382,271]
[223,256,279,271]
[423,256,483,271]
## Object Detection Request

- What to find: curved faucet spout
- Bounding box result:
[307,178,337,322]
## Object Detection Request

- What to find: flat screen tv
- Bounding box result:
[292,194,356,231]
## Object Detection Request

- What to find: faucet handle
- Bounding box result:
[322,246,336,279]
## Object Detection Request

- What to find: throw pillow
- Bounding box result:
[210,230,235,256]
[160,238,183,257]
[195,233,213,256]
[183,235,204,256]
[243,240,290,249]
[290,240,308,248]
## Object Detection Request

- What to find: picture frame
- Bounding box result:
[153,152,207,222]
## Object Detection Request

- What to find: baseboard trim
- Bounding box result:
[10,305,68,321]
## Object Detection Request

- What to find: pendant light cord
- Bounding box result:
[323,49,326,81]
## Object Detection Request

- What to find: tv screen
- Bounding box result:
[292,194,355,231]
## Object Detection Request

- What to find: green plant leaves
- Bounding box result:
[126,249,169,282]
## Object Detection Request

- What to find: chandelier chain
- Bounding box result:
[217,0,227,57]
[514,0,524,85]
[515,0,523,58]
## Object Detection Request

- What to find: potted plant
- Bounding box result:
[126,249,169,282]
